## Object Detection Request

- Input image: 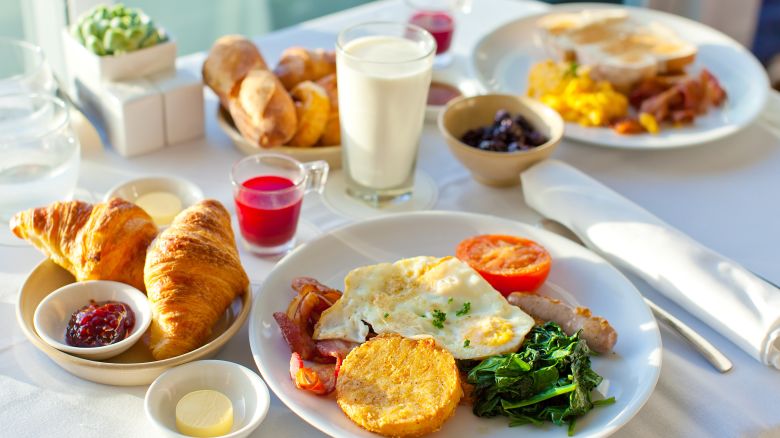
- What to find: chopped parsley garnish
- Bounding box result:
[463,339,471,348]
[448,297,454,304]
[431,309,447,329]
[383,312,389,318]
[456,301,471,316]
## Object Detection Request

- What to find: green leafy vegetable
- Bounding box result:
[463,339,471,348]
[456,301,471,316]
[461,322,614,435]
[431,309,447,329]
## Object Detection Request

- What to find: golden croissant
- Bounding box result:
[144,199,249,360]
[10,198,158,291]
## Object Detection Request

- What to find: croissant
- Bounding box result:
[274,47,336,90]
[144,199,249,360]
[203,35,268,108]
[228,69,298,147]
[10,198,157,291]
[288,81,330,147]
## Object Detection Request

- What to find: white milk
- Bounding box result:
[337,35,433,190]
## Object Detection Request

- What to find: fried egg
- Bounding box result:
[313,256,535,359]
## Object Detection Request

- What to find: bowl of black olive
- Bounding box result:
[438,94,564,186]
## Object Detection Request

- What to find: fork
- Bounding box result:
[540,218,733,373]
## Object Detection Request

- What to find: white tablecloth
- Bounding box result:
[2,1,779,437]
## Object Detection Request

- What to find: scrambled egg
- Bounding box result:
[528,60,628,127]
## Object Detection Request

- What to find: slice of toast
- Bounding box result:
[536,9,697,89]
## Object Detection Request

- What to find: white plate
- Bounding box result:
[249,211,662,438]
[471,3,770,149]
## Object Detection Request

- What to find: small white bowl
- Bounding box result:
[33,280,152,360]
[104,176,204,225]
[145,360,270,438]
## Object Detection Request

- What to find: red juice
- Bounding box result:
[235,175,302,247]
[409,11,454,54]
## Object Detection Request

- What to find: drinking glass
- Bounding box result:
[405,0,458,68]
[0,38,56,95]
[336,22,436,206]
[231,153,328,256]
[0,93,81,245]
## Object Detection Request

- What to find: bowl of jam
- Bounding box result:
[34,280,151,360]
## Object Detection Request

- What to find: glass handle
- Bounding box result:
[303,160,329,194]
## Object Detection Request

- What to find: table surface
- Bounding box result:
[2,0,780,437]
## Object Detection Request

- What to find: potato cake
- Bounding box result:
[336,334,461,437]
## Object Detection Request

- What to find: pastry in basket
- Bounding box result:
[274,47,337,90]
[202,35,268,108]
[10,198,157,292]
[316,74,340,146]
[144,199,249,360]
[288,81,330,147]
[228,69,298,147]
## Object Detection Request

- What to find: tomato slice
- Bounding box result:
[456,234,551,296]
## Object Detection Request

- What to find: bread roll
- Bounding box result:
[203,35,268,108]
[228,69,298,148]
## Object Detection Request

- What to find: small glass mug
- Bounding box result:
[231,153,328,256]
[405,0,457,68]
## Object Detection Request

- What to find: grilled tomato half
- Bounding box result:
[456,234,551,296]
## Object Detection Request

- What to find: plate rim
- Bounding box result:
[470,2,770,149]
[16,259,252,371]
[248,210,662,438]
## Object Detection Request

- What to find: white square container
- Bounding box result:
[75,76,165,157]
[148,67,205,145]
[62,28,176,82]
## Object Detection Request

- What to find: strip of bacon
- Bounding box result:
[274,311,317,360]
[289,352,342,395]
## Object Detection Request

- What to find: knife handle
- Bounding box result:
[643,297,733,373]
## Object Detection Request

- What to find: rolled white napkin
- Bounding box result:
[521,159,780,369]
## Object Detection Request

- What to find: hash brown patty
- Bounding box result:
[336,334,462,437]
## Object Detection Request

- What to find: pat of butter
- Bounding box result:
[175,389,234,437]
[135,191,182,226]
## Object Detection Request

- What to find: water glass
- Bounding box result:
[336,22,436,206]
[0,38,56,95]
[0,93,81,245]
[231,153,328,256]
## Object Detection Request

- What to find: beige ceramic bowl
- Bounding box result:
[438,94,564,186]
[17,260,251,386]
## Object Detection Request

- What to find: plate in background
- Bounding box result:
[472,3,770,149]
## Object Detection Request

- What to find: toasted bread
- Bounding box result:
[336,334,461,437]
[536,9,697,89]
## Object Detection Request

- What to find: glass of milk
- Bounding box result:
[0,94,80,245]
[336,22,436,206]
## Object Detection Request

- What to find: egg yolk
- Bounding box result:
[466,318,514,347]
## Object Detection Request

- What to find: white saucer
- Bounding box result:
[322,170,438,220]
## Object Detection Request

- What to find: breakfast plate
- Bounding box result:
[216,107,342,169]
[249,211,662,437]
[472,3,769,149]
[16,260,251,386]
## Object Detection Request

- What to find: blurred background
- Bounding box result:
[0,0,778,87]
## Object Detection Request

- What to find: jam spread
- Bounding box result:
[65,300,135,347]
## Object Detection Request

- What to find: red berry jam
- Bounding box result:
[65,300,135,347]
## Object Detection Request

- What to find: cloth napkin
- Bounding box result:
[521,159,780,369]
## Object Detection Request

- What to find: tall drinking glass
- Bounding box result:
[0,38,56,95]
[337,22,436,206]
[0,94,81,245]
